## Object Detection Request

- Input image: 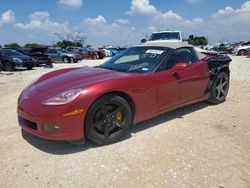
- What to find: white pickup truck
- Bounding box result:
[141,31,183,43]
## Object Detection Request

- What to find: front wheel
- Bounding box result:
[207,72,230,104]
[63,57,71,63]
[4,61,14,72]
[238,50,247,56]
[85,95,133,145]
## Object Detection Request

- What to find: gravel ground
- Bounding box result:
[0,56,250,188]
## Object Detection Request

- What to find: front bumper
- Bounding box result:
[17,88,85,141]
[15,61,35,68]
[17,107,85,141]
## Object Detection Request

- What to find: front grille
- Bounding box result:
[18,116,37,130]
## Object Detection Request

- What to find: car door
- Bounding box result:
[165,47,210,104]
[156,69,180,112]
[47,49,59,62]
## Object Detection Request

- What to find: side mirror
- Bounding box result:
[141,39,147,43]
[171,63,190,72]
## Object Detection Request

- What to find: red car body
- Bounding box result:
[17,64,210,141]
[17,43,231,144]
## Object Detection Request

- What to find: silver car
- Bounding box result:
[46,48,82,63]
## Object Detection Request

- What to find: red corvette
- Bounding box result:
[17,42,231,145]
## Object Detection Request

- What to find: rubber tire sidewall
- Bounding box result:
[208,72,229,104]
[63,57,71,63]
[5,61,14,72]
[239,50,247,56]
[85,95,132,145]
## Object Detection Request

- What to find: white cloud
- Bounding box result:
[59,0,83,8]
[127,0,204,31]
[83,15,107,25]
[15,11,69,32]
[207,1,250,42]
[0,9,15,26]
[81,15,138,45]
[186,0,202,4]
[115,19,129,25]
[126,0,158,15]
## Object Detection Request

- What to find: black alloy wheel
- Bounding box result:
[85,95,132,145]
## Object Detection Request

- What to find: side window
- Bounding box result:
[165,48,198,70]
[48,49,57,54]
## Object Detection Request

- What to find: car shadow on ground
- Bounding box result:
[22,101,210,155]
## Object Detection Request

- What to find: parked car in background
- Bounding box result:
[72,48,92,59]
[0,58,3,72]
[211,43,229,52]
[99,48,113,57]
[247,47,250,57]
[0,49,35,71]
[46,48,82,63]
[106,48,120,56]
[141,30,183,43]
[88,47,104,59]
[227,41,244,54]
[233,41,250,55]
[16,48,52,66]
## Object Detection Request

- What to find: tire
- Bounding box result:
[46,59,52,66]
[63,57,71,63]
[0,61,3,72]
[92,55,98,60]
[73,60,78,63]
[4,61,14,72]
[98,52,104,59]
[85,95,133,145]
[26,66,33,70]
[238,50,247,56]
[207,72,230,104]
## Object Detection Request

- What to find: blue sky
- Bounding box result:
[0,0,249,46]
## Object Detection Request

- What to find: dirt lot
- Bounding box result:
[0,56,250,188]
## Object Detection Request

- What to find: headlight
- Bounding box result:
[42,89,83,106]
[13,58,23,63]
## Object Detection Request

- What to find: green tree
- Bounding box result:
[4,43,21,48]
[24,43,41,49]
[53,32,86,48]
[55,40,83,48]
[188,36,208,46]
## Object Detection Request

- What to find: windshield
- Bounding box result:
[2,49,24,56]
[58,49,70,53]
[100,47,170,73]
[149,32,180,41]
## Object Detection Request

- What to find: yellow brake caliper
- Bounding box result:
[115,111,123,122]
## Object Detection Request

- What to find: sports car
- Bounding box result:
[17,42,231,145]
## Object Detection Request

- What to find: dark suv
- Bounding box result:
[16,48,52,66]
[0,49,35,71]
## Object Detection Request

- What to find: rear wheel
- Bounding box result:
[4,61,14,72]
[208,72,229,104]
[238,50,247,56]
[85,95,132,145]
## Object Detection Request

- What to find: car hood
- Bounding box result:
[33,67,132,94]
[12,55,32,61]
